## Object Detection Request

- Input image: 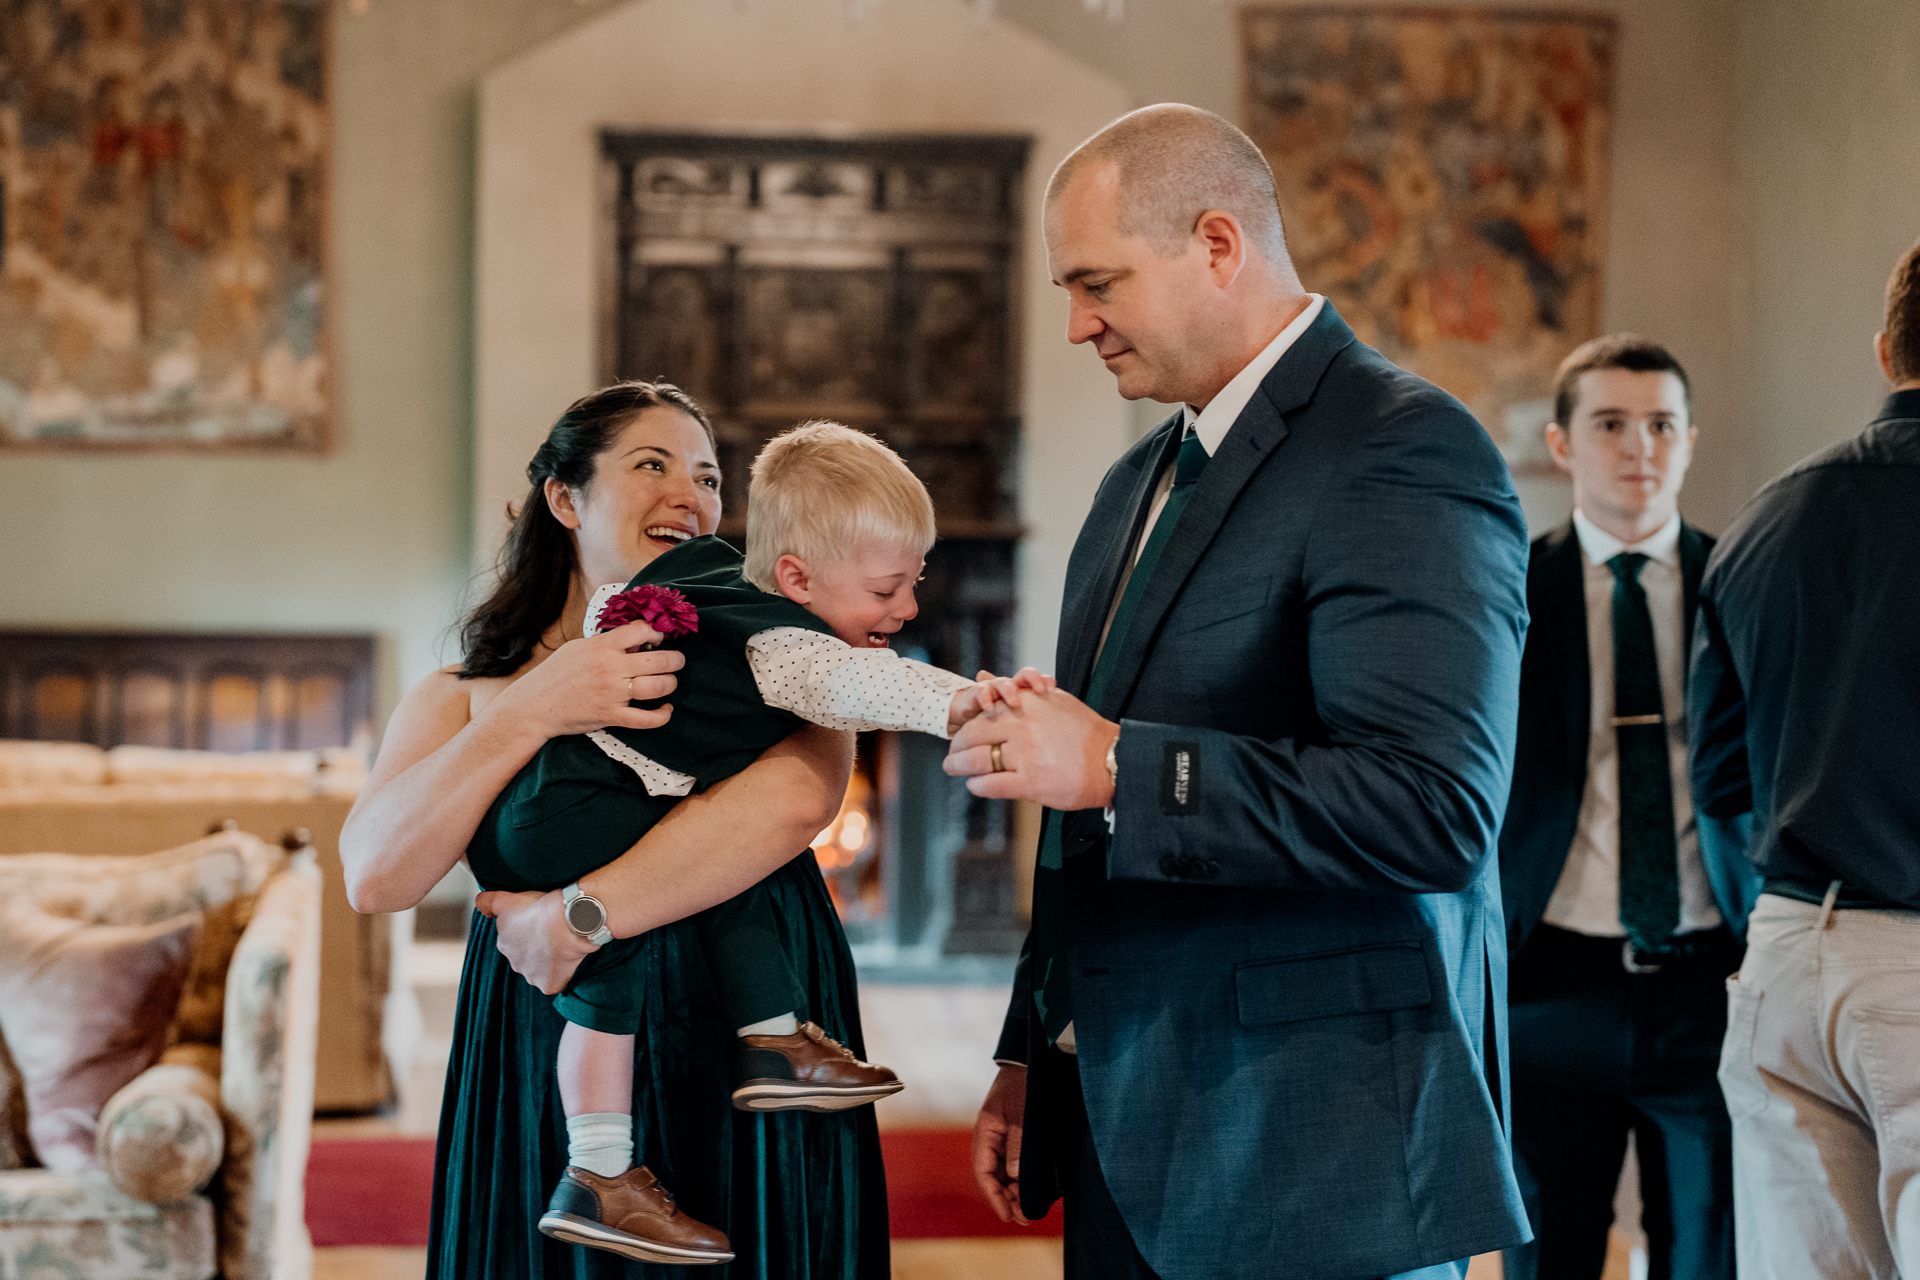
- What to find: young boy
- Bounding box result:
[464,422,1042,1265]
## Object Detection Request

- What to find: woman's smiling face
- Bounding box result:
[548,405,722,589]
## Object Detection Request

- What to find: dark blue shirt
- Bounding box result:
[1689,389,1920,906]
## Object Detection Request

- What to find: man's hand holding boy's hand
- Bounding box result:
[946,668,1057,737]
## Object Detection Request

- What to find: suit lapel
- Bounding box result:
[1060,415,1184,697]
[1089,304,1355,719]
[1536,522,1591,783]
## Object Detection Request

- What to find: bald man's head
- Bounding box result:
[1047,104,1288,265]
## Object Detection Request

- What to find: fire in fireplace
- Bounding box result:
[812,740,882,921]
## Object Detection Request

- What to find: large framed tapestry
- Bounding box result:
[0,0,329,450]
[1241,6,1616,467]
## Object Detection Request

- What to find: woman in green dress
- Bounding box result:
[339,382,889,1278]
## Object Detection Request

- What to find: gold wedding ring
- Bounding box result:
[990,743,1006,773]
[625,676,636,699]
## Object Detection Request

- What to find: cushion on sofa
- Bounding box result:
[0,903,199,1172]
[0,741,107,787]
[105,746,317,785]
[0,830,284,927]
[0,832,283,1053]
[97,1053,225,1203]
[170,889,259,1048]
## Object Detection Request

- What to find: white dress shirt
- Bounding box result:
[582,584,975,796]
[1541,510,1722,937]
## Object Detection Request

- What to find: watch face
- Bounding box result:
[565,894,605,936]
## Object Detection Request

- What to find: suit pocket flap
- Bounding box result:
[1172,577,1275,634]
[1235,943,1432,1027]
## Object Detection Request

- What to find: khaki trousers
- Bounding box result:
[1720,893,1920,1279]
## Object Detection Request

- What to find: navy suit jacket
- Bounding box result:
[1498,521,1761,953]
[997,304,1532,1278]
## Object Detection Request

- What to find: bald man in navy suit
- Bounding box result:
[944,104,1531,1280]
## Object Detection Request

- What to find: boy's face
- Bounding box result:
[780,542,925,649]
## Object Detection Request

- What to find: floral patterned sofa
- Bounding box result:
[0,828,321,1280]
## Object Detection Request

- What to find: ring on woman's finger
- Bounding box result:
[625,676,636,699]
[990,743,1006,773]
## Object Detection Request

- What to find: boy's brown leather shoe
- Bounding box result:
[539,1165,733,1265]
[732,1020,906,1112]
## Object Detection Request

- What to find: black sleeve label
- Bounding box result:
[1160,741,1201,816]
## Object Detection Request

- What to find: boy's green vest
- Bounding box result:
[466,536,835,893]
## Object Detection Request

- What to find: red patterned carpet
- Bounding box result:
[307,1129,1061,1248]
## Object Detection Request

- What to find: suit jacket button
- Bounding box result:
[1159,854,1183,879]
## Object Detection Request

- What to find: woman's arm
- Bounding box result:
[479,722,853,993]
[340,623,682,913]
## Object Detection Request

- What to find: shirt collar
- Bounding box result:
[1180,295,1326,454]
[1572,508,1682,569]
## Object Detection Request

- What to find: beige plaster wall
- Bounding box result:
[3,0,1914,725]
[1739,0,1920,489]
[474,0,1131,672]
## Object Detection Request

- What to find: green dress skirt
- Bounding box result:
[426,852,891,1279]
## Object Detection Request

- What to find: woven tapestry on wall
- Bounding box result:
[1241,6,1616,467]
[0,0,328,450]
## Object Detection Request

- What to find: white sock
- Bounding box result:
[565,1112,633,1178]
[736,1012,800,1038]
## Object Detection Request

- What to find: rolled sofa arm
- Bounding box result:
[97,1044,225,1203]
[219,848,322,1280]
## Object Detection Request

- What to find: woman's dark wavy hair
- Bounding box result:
[456,381,715,679]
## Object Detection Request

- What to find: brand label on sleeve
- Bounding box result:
[1160,742,1200,815]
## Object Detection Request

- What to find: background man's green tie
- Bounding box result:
[1031,427,1211,1044]
[1609,551,1680,954]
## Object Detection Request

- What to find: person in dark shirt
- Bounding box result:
[1689,234,1920,1277]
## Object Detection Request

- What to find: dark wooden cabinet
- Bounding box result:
[601,131,1030,956]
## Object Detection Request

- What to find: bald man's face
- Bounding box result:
[1044,164,1224,404]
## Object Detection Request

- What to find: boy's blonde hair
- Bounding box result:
[745,421,937,591]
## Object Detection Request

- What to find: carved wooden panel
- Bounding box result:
[602,133,1030,953]
[601,131,1028,540]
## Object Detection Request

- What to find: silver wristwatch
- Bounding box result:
[561,882,613,946]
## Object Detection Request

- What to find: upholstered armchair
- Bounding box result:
[0,828,321,1280]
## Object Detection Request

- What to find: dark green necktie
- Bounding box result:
[1609,552,1680,953]
[1031,428,1211,1043]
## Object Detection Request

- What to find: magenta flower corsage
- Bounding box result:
[596,584,700,643]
